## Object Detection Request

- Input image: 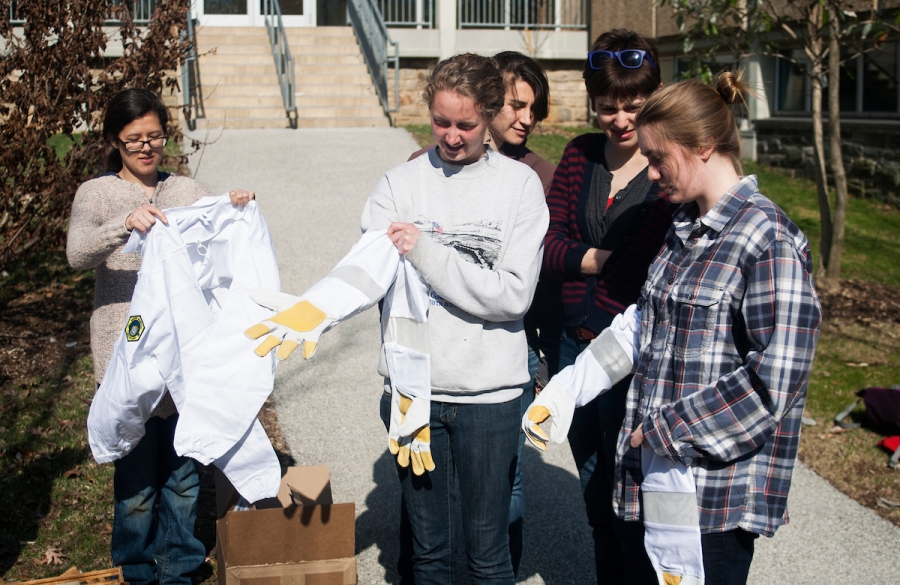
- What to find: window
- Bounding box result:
[775,42,900,116]
[776,51,808,112]
[863,43,898,112]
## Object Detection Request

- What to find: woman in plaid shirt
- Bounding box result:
[525,72,822,584]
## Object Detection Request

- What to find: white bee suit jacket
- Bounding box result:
[87,195,282,502]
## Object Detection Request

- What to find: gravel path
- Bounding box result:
[188,128,900,585]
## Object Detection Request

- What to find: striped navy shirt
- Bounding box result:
[543,133,675,333]
[616,175,823,537]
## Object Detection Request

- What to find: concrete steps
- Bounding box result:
[188,26,388,129]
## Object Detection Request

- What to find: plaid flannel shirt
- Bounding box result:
[615,175,822,537]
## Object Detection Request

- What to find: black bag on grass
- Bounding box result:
[834,385,900,468]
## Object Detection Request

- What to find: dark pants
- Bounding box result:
[395,350,538,583]
[701,529,758,585]
[558,330,657,584]
[111,414,205,585]
[382,394,520,585]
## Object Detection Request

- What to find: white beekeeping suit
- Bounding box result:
[88,195,282,503]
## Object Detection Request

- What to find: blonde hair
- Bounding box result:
[635,71,749,174]
[422,53,506,121]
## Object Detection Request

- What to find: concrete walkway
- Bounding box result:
[188,128,900,585]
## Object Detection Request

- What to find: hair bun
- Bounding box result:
[716,71,748,107]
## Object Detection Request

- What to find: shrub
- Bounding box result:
[0,0,193,268]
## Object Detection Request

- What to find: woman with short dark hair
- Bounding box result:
[541,29,675,582]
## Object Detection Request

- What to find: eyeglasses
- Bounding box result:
[587,50,657,71]
[119,136,168,152]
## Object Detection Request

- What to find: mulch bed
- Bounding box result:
[817,279,900,324]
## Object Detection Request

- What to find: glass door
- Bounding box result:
[196,0,315,27]
[264,0,315,27]
[198,0,254,26]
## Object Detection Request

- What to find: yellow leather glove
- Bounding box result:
[522,379,576,452]
[244,290,335,361]
[388,391,435,476]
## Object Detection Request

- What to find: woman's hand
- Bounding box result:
[126,203,168,233]
[630,423,649,449]
[229,189,256,206]
[388,222,421,255]
[581,247,612,276]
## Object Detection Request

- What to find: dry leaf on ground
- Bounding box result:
[40,547,65,565]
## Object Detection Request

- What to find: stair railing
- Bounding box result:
[348,0,400,116]
[181,14,204,131]
[262,0,298,129]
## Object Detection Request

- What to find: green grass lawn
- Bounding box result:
[746,161,900,286]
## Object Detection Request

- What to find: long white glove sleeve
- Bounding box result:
[522,304,640,451]
[382,256,434,475]
[641,446,704,585]
[247,230,400,360]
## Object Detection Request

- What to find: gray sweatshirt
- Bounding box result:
[361,147,549,404]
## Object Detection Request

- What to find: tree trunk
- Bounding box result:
[821,6,848,293]
[809,71,834,282]
[805,7,834,287]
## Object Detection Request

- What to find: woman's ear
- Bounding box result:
[697,138,715,162]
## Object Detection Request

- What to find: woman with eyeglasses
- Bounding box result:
[67,88,254,585]
[541,29,675,583]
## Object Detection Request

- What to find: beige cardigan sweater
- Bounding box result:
[67,173,211,415]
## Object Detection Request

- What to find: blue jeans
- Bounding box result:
[381,393,520,585]
[559,330,656,584]
[508,346,539,579]
[701,529,757,585]
[111,414,205,585]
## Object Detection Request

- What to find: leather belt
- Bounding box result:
[569,326,597,342]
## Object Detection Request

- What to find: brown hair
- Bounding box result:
[422,53,506,121]
[493,51,550,122]
[634,71,749,174]
[583,29,661,102]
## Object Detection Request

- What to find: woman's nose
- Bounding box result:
[520,108,534,127]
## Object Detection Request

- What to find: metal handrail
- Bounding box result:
[262,0,298,129]
[348,0,400,116]
[181,14,203,131]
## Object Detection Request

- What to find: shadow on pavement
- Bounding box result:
[356,441,594,584]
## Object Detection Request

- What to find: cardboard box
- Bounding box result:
[215,466,356,585]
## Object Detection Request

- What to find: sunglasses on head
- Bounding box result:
[587,49,657,71]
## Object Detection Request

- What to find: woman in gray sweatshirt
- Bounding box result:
[366,54,549,584]
[247,53,548,584]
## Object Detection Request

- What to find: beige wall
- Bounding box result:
[588,0,684,41]
[388,61,589,127]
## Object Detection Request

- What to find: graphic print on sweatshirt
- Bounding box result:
[414,216,503,269]
[414,216,504,309]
